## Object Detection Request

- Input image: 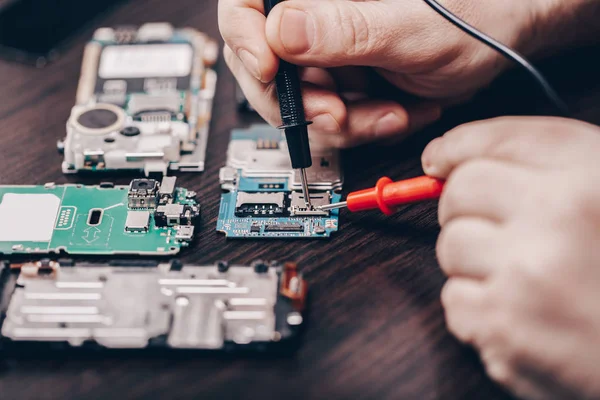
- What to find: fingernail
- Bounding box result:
[375,112,407,137]
[280,9,314,54]
[422,140,440,176]
[312,113,341,134]
[410,104,442,131]
[238,49,261,81]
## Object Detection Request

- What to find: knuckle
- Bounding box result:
[442,122,478,143]
[436,221,461,276]
[410,28,465,71]
[438,161,481,222]
[516,241,568,289]
[485,360,515,387]
[554,179,595,221]
[444,312,465,342]
[440,280,456,309]
[337,3,381,58]
[487,309,514,349]
[452,159,491,185]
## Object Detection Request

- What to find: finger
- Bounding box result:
[421,116,583,179]
[441,278,486,345]
[264,0,405,68]
[345,100,440,146]
[299,67,337,92]
[224,45,346,131]
[438,159,531,225]
[436,217,501,279]
[328,67,372,92]
[218,0,279,82]
[313,100,441,148]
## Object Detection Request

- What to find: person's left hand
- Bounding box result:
[421,116,600,400]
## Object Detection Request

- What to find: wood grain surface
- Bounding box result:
[0,0,598,399]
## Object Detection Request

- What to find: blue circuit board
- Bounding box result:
[217,126,342,239]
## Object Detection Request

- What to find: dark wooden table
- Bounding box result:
[0,0,598,399]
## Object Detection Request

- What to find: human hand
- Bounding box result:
[219,0,560,147]
[422,116,600,400]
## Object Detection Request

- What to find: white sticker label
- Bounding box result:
[98,44,193,79]
[0,194,60,242]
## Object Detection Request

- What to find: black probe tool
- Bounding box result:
[263,0,313,208]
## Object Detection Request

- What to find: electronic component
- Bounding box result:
[154,203,200,227]
[217,124,343,238]
[264,224,304,232]
[58,23,219,176]
[0,259,307,353]
[235,192,287,218]
[158,176,177,203]
[175,225,194,241]
[250,224,261,233]
[125,211,150,232]
[127,179,159,209]
[289,192,330,217]
[0,177,199,255]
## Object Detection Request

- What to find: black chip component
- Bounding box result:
[128,179,159,209]
[250,225,261,233]
[236,203,286,218]
[264,224,304,232]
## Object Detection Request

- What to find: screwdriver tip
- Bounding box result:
[299,168,312,208]
[319,201,347,211]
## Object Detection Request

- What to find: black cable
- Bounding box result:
[422,0,570,117]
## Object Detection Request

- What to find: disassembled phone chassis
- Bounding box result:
[0,259,306,352]
[0,25,318,356]
[59,23,218,176]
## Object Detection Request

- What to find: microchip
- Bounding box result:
[264,224,304,232]
[235,192,287,218]
[250,225,261,233]
[128,179,159,209]
[125,211,150,232]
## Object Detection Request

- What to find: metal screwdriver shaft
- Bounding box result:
[319,201,347,211]
[264,0,313,208]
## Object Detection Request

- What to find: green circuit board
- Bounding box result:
[0,178,199,256]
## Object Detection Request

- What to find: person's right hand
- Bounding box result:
[219,0,562,148]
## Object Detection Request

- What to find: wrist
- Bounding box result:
[523,0,600,57]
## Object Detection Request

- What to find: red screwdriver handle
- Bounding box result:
[346,176,445,215]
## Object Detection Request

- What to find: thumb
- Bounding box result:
[265,0,397,68]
